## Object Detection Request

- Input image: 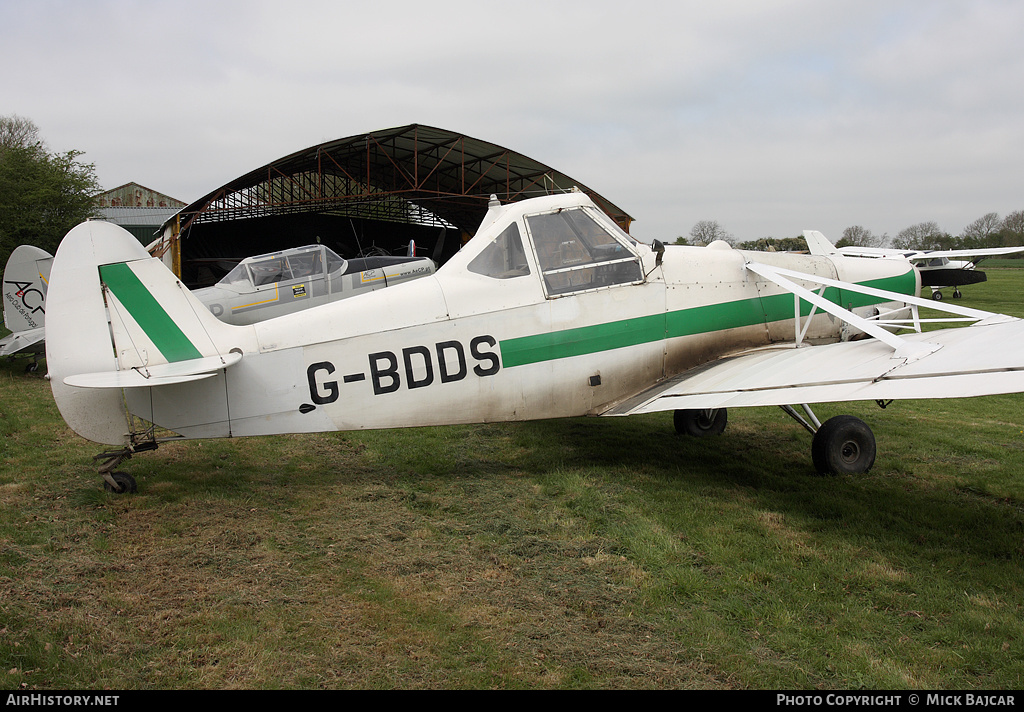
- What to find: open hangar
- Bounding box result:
[152,124,634,288]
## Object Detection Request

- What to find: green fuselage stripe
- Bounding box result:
[99,262,203,363]
[499,270,916,368]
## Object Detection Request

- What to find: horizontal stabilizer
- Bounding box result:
[0,326,45,357]
[64,352,242,389]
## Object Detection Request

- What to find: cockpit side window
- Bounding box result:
[325,248,347,274]
[526,208,642,296]
[221,262,250,287]
[467,222,531,279]
[286,248,324,279]
[250,256,290,286]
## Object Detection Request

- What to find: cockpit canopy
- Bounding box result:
[218,245,347,288]
[466,201,643,297]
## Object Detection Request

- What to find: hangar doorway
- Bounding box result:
[154,124,633,288]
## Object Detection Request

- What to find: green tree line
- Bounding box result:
[0,114,99,270]
[679,215,1024,255]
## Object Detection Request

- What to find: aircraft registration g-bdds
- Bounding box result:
[41,189,1024,492]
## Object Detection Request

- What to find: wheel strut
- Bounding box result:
[93,441,158,493]
[779,404,821,434]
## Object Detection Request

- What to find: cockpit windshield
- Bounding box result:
[525,207,642,295]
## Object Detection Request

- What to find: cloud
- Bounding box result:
[2,0,1022,243]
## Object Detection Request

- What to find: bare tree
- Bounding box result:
[0,114,41,154]
[837,225,885,248]
[961,212,1002,246]
[1002,210,1024,240]
[893,221,945,250]
[689,220,733,246]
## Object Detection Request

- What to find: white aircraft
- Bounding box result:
[43,190,1024,493]
[1,244,52,371]
[803,230,1024,300]
[191,243,436,325]
[2,241,435,361]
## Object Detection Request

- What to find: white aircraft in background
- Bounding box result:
[1,244,52,371]
[192,243,435,325]
[43,190,1024,493]
[2,240,434,363]
[803,230,1024,300]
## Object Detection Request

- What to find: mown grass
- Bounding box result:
[1,270,1023,689]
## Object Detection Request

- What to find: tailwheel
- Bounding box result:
[94,440,157,494]
[674,408,728,436]
[811,415,876,475]
[103,471,137,494]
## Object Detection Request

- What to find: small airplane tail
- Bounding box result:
[802,230,837,256]
[3,244,52,333]
[46,220,244,445]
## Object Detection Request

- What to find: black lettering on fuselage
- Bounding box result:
[307,362,339,404]
[436,341,467,383]
[470,335,500,376]
[403,346,434,389]
[309,335,501,404]
[369,351,401,395]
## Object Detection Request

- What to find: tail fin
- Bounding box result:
[3,244,52,333]
[46,221,246,445]
[802,230,837,256]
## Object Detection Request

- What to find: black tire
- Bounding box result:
[932,290,943,301]
[811,415,876,475]
[104,471,137,494]
[674,408,728,437]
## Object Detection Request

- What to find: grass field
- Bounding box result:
[1,270,1023,689]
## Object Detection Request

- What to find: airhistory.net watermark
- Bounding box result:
[5,695,119,707]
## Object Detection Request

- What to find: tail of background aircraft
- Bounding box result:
[802,230,837,256]
[2,244,52,334]
[46,220,244,446]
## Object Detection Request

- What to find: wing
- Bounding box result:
[604,261,1024,416]
[802,230,1024,264]
[906,246,1024,268]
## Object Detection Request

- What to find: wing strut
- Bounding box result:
[745,261,1009,363]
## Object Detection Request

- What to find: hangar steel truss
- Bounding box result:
[175,124,632,236]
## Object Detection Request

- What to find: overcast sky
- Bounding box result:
[3,0,1022,245]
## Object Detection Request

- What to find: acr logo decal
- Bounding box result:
[304,335,500,407]
[4,280,46,329]
[5,280,46,313]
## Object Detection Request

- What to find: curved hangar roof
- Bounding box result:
[166,124,633,286]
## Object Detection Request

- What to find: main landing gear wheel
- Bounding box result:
[932,290,943,301]
[674,408,728,437]
[811,415,876,475]
[103,471,138,494]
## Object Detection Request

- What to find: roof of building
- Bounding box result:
[95,182,187,209]
[167,124,633,237]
